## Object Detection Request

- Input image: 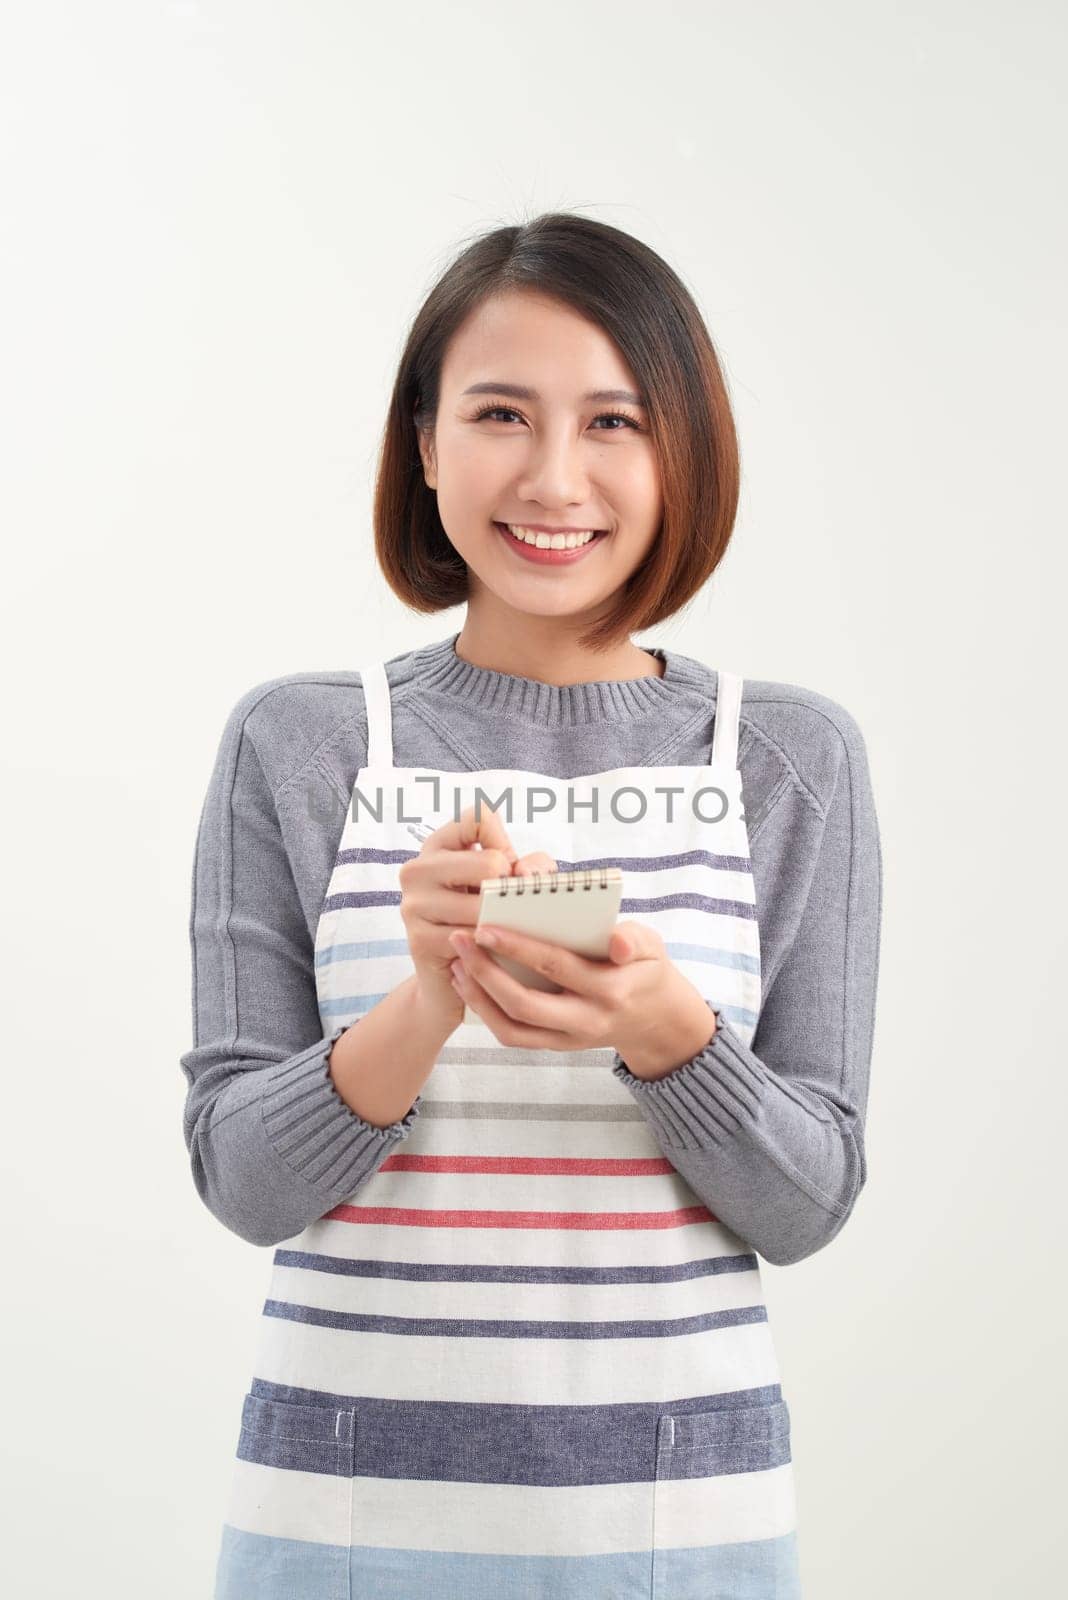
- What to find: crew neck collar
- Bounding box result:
[406,631,716,728]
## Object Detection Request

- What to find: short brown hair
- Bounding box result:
[373,211,740,652]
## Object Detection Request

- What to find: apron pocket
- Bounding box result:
[214,1392,356,1600]
[652,1399,800,1600]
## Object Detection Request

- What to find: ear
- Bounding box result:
[415,417,437,490]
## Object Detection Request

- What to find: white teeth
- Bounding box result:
[505,524,599,550]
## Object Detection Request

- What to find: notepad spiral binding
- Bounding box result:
[478,867,623,896]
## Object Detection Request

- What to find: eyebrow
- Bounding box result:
[461,381,647,407]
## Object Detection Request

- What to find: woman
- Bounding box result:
[182,211,882,1600]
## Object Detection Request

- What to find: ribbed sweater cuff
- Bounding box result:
[260,1026,422,1193]
[611,1002,770,1149]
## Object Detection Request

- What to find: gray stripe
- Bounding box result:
[413,1099,647,1121]
[433,1044,617,1068]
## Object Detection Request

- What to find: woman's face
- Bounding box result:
[419,289,663,626]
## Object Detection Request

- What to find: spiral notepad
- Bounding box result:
[462,866,624,1026]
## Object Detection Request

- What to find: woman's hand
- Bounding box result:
[446,920,718,1079]
[399,803,556,1031]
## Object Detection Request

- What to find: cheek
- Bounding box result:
[596,449,661,522]
[606,462,663,547]
[624,453,663,515]
[435,464,512,546]
[442,432,507,493]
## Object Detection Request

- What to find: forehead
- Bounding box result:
[441,289,642,401]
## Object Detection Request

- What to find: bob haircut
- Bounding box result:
[374,211,740,653]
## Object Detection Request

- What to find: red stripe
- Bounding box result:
[381,1154,678,1176]
[324,1203,716,1229]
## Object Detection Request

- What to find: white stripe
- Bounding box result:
[222,1457,350,1546]
[248,1312,783,1406]
[653,1461,797,1550]
[402,1064,668,1107]
[711,669,743,769]
[288,1212,757,1264]
[267,1260,766,1322]
[223,1456,652,1556]
[359,661,393,768]
[324,858,756,897]
[224,1457,794,1557]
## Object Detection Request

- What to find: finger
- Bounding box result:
[511,851,558,878]
[423,847,518,893]
[468,923,603,998]
[451,958,581,1050]
[422,804,518,866]
[418,884,508,929]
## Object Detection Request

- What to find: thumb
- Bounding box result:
[608,921,660,964]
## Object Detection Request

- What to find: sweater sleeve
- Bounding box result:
[180,692,421,1248]
[611,708,882,1267]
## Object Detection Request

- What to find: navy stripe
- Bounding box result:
[272,1249,761,1283]
[322,890,758,918]
[237,1382,790,1487]
[262,1298,769,1341]
[335,846,754,874]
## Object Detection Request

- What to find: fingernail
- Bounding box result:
[474,928,497,947]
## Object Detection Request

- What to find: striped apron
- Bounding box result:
[214,661,802,1599]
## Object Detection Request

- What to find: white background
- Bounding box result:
[2,2,1065,1594]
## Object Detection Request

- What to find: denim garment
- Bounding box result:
[213,662,803,1599]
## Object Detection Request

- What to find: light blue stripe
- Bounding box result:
[318,990,759,1030]
[318,991,392,1015]
[316,938,759,977]
[214,1523,346,1599]
[216,1526,800,1599]
[665,940,760,975]
[652,1533,802,1598]
[315,937,411,969]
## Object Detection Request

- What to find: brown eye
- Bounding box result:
[472,403,642,431]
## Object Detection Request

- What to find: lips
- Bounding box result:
[493,521,609,566]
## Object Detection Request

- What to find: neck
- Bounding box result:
[454,607,664,688]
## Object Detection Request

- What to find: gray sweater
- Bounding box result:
[180,632,882,1267]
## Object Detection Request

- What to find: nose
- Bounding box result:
[513,423,593,512]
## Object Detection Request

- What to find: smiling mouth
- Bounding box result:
[491,521,611,567]
[494,521,610,550]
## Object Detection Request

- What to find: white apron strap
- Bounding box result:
[710,669,743,768]
[360,661,394,768]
